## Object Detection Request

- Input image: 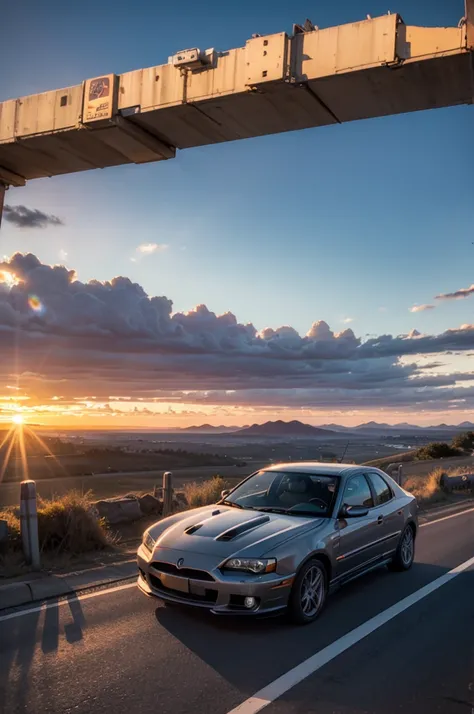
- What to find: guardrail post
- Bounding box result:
[162,472,173,517]
[20,480,40,569]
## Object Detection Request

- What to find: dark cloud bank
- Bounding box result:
[0,253,472,413]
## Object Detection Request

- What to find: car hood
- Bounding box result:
[150,506,325,558]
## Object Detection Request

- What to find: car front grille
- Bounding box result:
[149,574,218,604]
[150,561,215,582]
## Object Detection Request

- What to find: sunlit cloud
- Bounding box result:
[409,304,435,313]
[342,317,354,324]
[137,243,169,255]
[435,283,474,301]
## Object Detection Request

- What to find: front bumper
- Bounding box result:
[137,545,294,616]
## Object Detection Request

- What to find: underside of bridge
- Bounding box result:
[0,5,473,204]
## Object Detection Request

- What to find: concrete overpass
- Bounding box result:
[0,3,473,220]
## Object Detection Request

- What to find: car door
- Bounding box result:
[365,471,404,558]
[335,473,379,578]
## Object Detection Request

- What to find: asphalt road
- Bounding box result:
[1,508,473,714]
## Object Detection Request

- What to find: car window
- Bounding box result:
[343,475,374,508]
[367,472,393,505]
[224,470,339,517]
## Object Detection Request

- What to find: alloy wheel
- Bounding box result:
[300,564,325,617]
[401,528,414,566]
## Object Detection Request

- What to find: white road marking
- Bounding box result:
[420,505,474,528]
[227,554,474,714]
[0,581,136,623]
[0,505,472,624]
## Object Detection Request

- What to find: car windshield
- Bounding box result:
[223,470,339,517]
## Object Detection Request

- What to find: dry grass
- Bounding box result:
[37,490,111,554]
[0,491,111,559]
[183,476,226,509]
[404,466,471,505]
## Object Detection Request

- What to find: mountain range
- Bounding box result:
[320,420,474,434]
[178,420,474,437]
[234,420,335,437]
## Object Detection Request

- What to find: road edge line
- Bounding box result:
[226,555,474,714]
[420,505,474,528]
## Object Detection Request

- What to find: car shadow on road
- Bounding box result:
[154,561,453,696]
[0,594,86,712]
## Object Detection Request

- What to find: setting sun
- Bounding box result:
[12,414,24,425]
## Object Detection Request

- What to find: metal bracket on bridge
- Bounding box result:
[466,0,474,48]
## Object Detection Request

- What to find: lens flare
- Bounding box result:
[28,294,44,314]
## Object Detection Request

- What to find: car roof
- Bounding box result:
[262,461,365,477]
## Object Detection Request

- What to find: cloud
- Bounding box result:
[435,284,474,301]
[409,304,435,313]
[4,205,63,229]
[0,253,473,413]
[342,317,354,324]
[136,243,168,255]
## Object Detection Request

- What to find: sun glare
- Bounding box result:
[12,414,24,425]
[0,270,20,288]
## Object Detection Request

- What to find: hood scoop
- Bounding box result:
[184,509,222,535]
[215,515,270,542]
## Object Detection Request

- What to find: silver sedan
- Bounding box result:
[137,463,418,624]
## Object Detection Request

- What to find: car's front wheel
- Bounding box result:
[389,524,415,572]
[287,558,327,625]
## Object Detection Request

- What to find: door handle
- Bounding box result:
[377,515,384,525]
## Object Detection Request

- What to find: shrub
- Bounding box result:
[0,508,22,551]
[452,431,474,452]
[36,490,110,554]
[183,476,226,509]
[414,442,460,461]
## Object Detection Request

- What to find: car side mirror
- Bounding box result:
[221,489,230,499]
[339,504,369,518]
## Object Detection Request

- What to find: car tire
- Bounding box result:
[287,558,328,625]
[389,524,415,572]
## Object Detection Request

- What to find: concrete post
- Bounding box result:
[386,463,403,486]
[162,472,173,517]
[20,480,40,569]
[397,465,404,488]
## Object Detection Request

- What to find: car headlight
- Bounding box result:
[142,531,156,553]
[222,557,276,574]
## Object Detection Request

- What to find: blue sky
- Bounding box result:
[0,0,473,426]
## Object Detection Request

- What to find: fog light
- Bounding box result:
[244,596,256,609]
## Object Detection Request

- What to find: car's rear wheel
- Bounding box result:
[389,524,415,572]
[287,559,327,625]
